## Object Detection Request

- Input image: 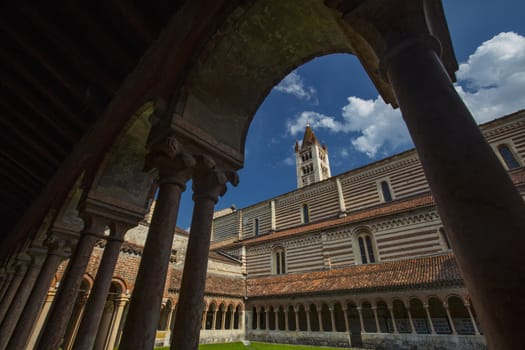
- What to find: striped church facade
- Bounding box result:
[208,110,525,349]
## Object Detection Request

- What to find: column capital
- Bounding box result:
[192,155,239,204]
[145,135,196,188]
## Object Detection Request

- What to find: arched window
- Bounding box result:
[497,144,520,169]
[302,203,309,223]
[273,247,286,275]
[356,232,377,264]
[254,218,259,236]
[380,181,393,202]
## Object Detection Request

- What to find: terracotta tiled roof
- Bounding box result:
[213,193,435,250]
[510,167,525,185]
[168,269,244,297]
[247,253,462,298]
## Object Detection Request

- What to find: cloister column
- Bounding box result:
[0,258,29,322]
[306,308,311,331]
[73,222,133,350]
[220,307,226,330]
[7,232,73,350]
[106,296,129,350]
[294,306,300,331]
[26,288,56,349]
[256,307,261,330]
[465,302,480,335]
[201,309,207,330]
[317,305,323,332]
[0,246,46,349]
[274,309,278,331]
[212,309,218,330]
[443,303,457,335]
[423,304,436,335]
[118,140,195,350]
[171,159,238,350]
[36,212,106,350]
[284,309,289,331]
[388,306,398,334]
[356,307,365,333]
[329,306,336,332]
[342,307,350,333]
[406,305,416,334]
[371,306,381,333]
[328,1,525,348]
[229,308,235,329]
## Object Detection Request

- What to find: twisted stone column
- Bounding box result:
[119,144,194,350]
[171,158,238,350]
[73,223,131,350]
[36,214,106,350]
[0,247,46,350]
[8,233,74,350]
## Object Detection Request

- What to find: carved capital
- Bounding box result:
[192,155,239,204]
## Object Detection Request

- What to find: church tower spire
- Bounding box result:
[295,124,331,188]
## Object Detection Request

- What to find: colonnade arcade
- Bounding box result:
[1,1,524,350]
[250,294,481,336]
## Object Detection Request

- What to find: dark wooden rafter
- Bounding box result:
[0,51,87,130]
[0,3,119,95]
[0,79,79,144]
[1,101,69,157]
[0,0,187,257]
[0,23,87,101]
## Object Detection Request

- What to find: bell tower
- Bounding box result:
[295,124,331,188]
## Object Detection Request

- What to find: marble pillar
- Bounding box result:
[171,162,237,350]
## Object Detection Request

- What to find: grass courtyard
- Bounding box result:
[156,342,355,350]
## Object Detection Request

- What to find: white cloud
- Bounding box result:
[282,155,295,166]
[275,71,317,102]
[455,32,525,123]
[285,32,525,159]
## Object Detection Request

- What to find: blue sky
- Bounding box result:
[176,1,525,230]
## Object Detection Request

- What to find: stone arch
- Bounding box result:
[225,303,234,330]
[320,303,332,332]
[360,301,376,332]
[309,304,320,332]
[375,300,391,333]
[447,295,475,335]
[333,302,346,332]
[287,305,296,331]
[215,302,226,330]
[277,305,286,331]
[268,305,276,330]
[428,296,451,334]
[233,304,241,330]
[297,303,307,331]
[409,298,430,334]
[392,299,411,333]
[205,303,216,330]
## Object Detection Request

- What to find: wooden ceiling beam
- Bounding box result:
[1,78,78,145]
[0,25,87,101]
[0,117,62,167]
[2,64,87,132]
[0,153,47,189]
[1,5,119,95]
[1,101,68,158]
[0,51,87,130]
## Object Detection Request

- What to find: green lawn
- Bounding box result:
[156,342,351,350]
